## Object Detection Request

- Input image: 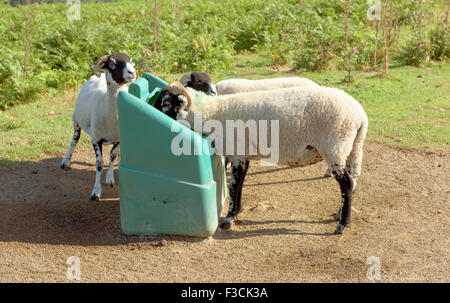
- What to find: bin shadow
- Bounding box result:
[0,157,207,246]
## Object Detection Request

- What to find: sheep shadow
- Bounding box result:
[247,166,296,176]
[213,229,335,240]
[212,218,336,240]
[246,175,329,187]
[236,219,336,225]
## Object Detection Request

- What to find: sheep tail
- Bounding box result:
[346,116,368,186]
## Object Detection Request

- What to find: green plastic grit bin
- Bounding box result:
[117,72,227,237]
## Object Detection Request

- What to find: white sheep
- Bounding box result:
[60,53,136,201]
[215,77,319,95]
[214,76,327,173]
[155,85,368,234]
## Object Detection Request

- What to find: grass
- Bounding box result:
[215,54,450,150]
[0,90,91,166]
[0,53,449,167]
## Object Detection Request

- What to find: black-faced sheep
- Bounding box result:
[179,72,217,96]
[60,53,136,201]
[155,85,368,234]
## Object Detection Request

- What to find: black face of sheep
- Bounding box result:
[179,72,217,96]
[153,86,191,120]
[93,52,136,85]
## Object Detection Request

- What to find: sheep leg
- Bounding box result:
[224,157,231,170]
[333,170,354,234]
[90,139,104,201]
[105,143,119,187]
[220,160,248,230]
[61,121,81,170]
[235,160,250,215]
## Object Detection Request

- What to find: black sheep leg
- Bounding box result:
[220,160,248,230]
[89,139,104,201]
[234,160,250,215]
[333,170,354,234]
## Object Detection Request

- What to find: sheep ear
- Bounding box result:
[93,55,109,77]
[179,73,192,86]
[209,84,217,96]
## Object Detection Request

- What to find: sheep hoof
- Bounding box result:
[89,193,100,201]
[334,224,345,235]
[105,173,114,188]
[105,181,114,188]
[220,220,233,230]
[60,161,70,170]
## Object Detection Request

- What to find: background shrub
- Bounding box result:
[0,0,447,109]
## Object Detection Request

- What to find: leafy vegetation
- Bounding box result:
[0,0,448,165]
[1,53,448,166]
[1,0,448,109]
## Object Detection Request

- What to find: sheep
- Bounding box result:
[155,84,368,234]
[214,76,325,173]
[179,72,217,96]
[153,72,217,118]
[60,53,136,201]
[215,77,319,95]
[178,74,318,96]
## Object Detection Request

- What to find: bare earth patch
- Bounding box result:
[0,142,448,282]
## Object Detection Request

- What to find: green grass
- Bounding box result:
[215,54,450,150]
[0,90,91,166]
[0,54,449,167]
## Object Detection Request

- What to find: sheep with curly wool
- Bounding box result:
[61,53,136,201]
[155,85,368,234]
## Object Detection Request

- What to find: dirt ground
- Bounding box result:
[0,142,448,282]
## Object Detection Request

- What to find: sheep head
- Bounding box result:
[179,72,217,96]
[153,84,193,120]
[92,53,136,84]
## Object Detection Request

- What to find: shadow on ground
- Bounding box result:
[0,157,334,247]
